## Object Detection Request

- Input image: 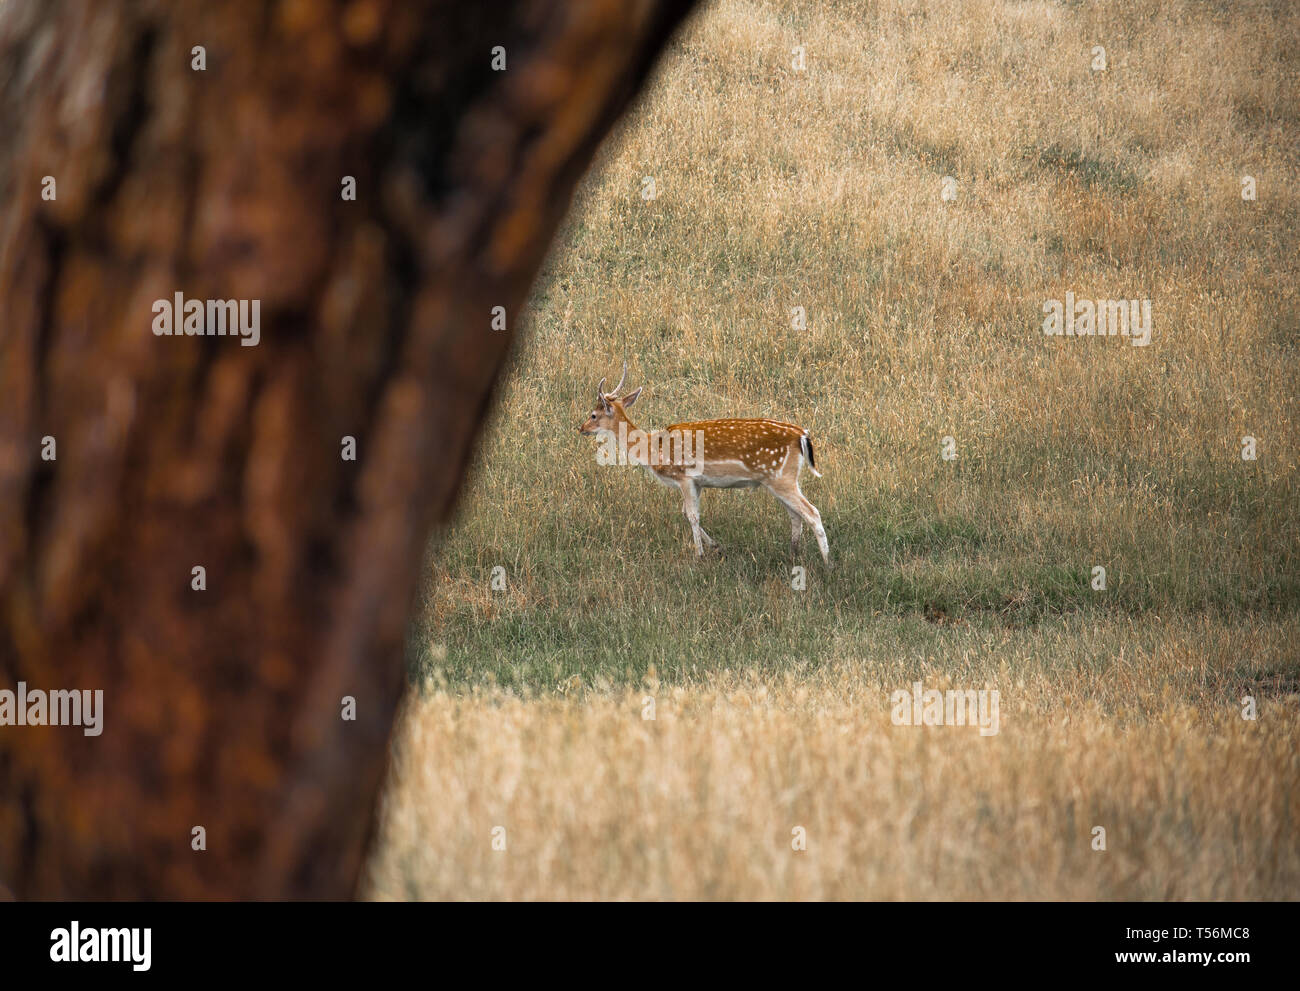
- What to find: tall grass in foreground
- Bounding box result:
[368,614,1299,900]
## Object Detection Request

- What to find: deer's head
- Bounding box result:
[578,362,642,436]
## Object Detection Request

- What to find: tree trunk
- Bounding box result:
[0,0,695,899]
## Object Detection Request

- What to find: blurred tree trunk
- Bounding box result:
[0,0,695,899]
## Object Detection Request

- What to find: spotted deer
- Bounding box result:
[578,364,829,564]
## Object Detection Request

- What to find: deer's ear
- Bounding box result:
[622,387,642,408]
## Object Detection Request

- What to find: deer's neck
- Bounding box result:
[616,415,657,468]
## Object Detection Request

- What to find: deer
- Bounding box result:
[578,364,830,565]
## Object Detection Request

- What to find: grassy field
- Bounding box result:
[365,0,1299,899]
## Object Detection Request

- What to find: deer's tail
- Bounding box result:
[801,432,822,478]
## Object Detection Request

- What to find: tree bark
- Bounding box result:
[0,0,695,899]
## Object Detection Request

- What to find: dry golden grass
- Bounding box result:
[367,614,1299,900]
[368,0,1299,899]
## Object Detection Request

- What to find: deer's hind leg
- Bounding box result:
[767,475,829,566]
[783,501,804,558]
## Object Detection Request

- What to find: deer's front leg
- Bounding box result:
[678,478,708,558]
